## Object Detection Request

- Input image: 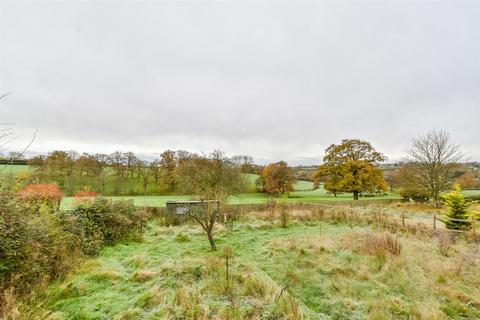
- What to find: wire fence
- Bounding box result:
[304,202,478,241]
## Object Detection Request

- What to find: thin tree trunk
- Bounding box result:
[207,230,217,251]
[434,191,441,208]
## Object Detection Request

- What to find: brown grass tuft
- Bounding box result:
[343,231,402,257]
[132,270,157,282]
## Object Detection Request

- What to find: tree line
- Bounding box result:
[22,150,256,196]
[5,129,479,202]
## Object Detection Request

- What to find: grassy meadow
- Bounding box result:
[59,189,400,210]
[25,205,480,319]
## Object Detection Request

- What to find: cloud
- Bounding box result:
[1,0,479,165]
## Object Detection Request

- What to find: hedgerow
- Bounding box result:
[0,194,148,317]
[58,198,147,255]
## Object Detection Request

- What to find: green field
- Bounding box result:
[244,173,314,191]
[0,164,32,174]
[29,216,480,319]
[60,189,400,210]
[462,189,480,198]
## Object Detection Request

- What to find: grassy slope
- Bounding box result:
[33,219,480,319]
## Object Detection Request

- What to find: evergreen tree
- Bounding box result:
[443,184,470,230]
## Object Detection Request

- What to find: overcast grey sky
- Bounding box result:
[0,0,479,165]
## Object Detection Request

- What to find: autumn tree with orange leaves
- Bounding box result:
[260,161,296,197]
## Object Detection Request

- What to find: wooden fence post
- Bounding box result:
[472,213,477,242]
[433,212,437,231]
[401,212,405,227]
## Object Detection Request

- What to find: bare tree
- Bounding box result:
[93,153,109,193]
[231,155,255,173]
[406,130,463,207]
[188,201,223,250]
[136,160,150,195]
[109,151,126,195]
[177,150,246,250]
[149,159,161,183]
[124,152,138,194]
[0,92,37,187]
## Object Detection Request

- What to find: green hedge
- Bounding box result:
[398,188,431,203]
[0,195,148,296]
[58,198,147,256]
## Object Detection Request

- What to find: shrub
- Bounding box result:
[0,195,150,318]
[0,193,30,281]
[398,187,431,203]
[73,190,98,198]
[72,187,99,207]
[58,198,145,256]
[0,193,78,294]
[18,183,62,214]
[442,185,470,230]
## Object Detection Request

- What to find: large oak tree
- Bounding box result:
[316,139,387,200]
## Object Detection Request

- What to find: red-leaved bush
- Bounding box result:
[18,183,62,214]
[74,190,98,198]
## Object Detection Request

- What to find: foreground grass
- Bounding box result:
[29,214,480,319]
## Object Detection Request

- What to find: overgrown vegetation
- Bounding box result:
[18,183,62,214]
[398,185,432,203]
[0,194,148,318]
[58,198,148,255]
[8,203,480,319]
